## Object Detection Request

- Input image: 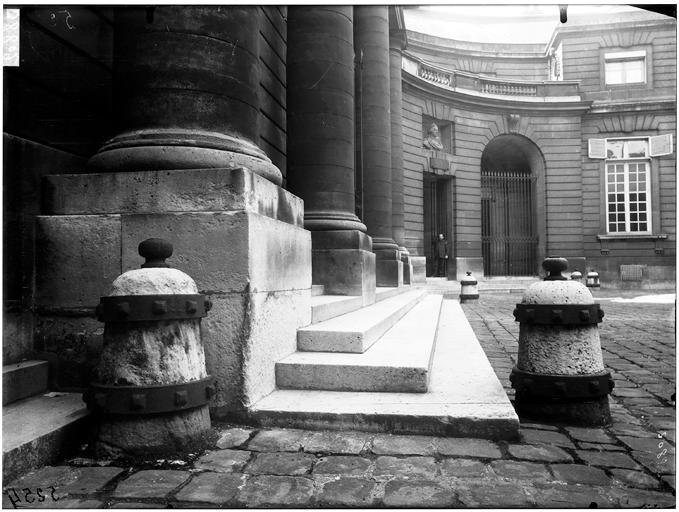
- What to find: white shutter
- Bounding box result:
[649,134,673,157]
[588,138,606,159]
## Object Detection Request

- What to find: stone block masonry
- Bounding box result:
[36,167,311,416]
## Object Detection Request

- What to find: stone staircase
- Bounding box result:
[250,286,520,440]
[2,360,90,481]
[3,282,520,482]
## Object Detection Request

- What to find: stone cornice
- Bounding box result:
[584,98,676,116]
[405,30,545,59]
[547,17,676,51]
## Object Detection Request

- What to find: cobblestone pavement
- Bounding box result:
[3,291,675,508]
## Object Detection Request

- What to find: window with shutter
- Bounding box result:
[649,134,673,157]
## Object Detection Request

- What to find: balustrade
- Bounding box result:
[404,55,579,100]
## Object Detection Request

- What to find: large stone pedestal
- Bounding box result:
[36,168,311,419]
[376,250,404,288]
[411,257,427,284]
[311,231,376,305]
[401,253,413,285]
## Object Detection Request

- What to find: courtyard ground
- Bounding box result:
[3,288,675,508]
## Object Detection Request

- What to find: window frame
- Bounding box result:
[605,159,652,235]
[604,50,646,85]
[599,45,653,90]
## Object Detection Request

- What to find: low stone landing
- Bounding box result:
[250,298,520,440]
[3,392,90,482]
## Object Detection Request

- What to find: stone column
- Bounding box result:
[389,29,412,285]
[87,6,281,185]
[287,6,375,301]
[355,6,403,287]
[36,7,311,421]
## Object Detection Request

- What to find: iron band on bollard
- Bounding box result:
[510,256,613,426]
[96,294,212,322]
[85,238,214,456]
[513,303,604,325]
[84,377,215,415]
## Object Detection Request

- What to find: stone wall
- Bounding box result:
[36,168,311,415]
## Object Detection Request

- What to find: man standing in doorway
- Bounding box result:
[435,233,448,277]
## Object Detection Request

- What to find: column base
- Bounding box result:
[455,257,485,281]
[376,259,404,287]
[87,129,283,186]
[410,257,427,284]
[310,230,376,304]
[312,250,376,304]
[400,251,413,285]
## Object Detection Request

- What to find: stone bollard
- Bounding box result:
[570,270,582,281]
[586,270,600,288]
[459,271,479,303]
[509,256,613,425]
[84,238,214,457]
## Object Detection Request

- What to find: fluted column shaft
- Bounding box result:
[287,6,366,232]
[354,6,398,252]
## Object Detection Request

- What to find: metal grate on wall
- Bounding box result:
[620,264,644,281]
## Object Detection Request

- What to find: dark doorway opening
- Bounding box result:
[481,135,541,276]
[424,173,452,277]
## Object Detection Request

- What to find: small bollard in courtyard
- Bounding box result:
[84,238,214,457]
[586,270,600,288]
[510,256,614,426]
[570,270,582,281]
[459,271,479,303]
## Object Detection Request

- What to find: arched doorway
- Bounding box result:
[481,134,544,276]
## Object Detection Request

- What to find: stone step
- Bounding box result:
[277,294,443,392]
[298,289,427,353]
[374,286,405,302]
[3,392,91,482]
[311,295,364,324]
[251,299,520,440]
[311,284,325,297]
[310,285,412,324]
[3,360,49,406]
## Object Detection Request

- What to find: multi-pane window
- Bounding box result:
[605,138,651,234]
[604,50,646,85]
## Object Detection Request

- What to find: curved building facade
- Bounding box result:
[399,13,676,281]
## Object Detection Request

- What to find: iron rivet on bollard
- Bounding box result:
[174,390,188,407]
[115,302,130,318]
[152,300,168,315]
[130,393,146,411]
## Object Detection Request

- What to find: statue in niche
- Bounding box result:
[423,122,444,151]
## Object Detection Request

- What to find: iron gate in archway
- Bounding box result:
[481,169,538,276]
